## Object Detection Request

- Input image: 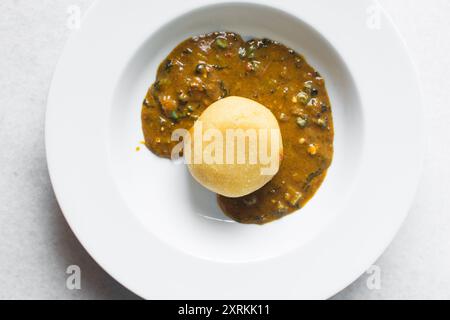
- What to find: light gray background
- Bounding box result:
[0,0,448,300]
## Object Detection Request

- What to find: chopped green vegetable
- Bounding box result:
[296,91,309,105]
[247,46,256,59]
[304,168,324,191]
[246,61,260,72]
[215,38,228,49]
[307,98,319,107]
[178,92,189,102]
[289,192,302,207]
[170,111,179,121]
[296,116,308,128]
[251,60,261,70]
[276,201,288,214]
[238,47,246,59]
[317,118,327,129]
[154,78,171,92]
[164,59,173,71]
[242,196,257,206]
[279,113,289,122]
[143,98,151,107]
[219,80,229,98]
[304,81,313,89]
[213,64,226,70]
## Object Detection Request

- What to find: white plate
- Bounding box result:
[46,0,424,299]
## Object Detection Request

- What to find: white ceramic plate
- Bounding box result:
[46,0,424,299]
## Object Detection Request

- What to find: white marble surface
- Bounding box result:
[0,0,449,300]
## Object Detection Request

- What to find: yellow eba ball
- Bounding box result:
[186,96,283,198]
